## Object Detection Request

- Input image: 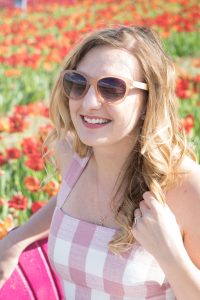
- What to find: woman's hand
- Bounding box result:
[132,191,185,263]
[0,233,24,289]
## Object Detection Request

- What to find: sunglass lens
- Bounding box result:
[98,77,126,102]
[63,71,87,99]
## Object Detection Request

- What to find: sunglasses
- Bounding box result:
[61,70,148,104]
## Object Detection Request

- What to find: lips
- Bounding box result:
[80,114,112,129]
[81,115,111,124]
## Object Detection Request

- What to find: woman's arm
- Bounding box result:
[0,136,73,286]
[0,195,57,287]
[133,192,200,300]
[7,138,73,249]
[132,159,200,300]
[6,135,73,249]
[6,194,57,250]
[158,247,200,300]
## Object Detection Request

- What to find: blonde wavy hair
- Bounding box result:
[44,25,196,254]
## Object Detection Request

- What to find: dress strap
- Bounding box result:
[56,151,92,209]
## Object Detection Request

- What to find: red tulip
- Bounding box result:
[25,153,45,171]
[176,77,191,99]
[31,201,47,213]
[9,114,29,133]
[21,137,42,156]
[6,148,21,159]
[8,194,28,210]
[0,152,8,166]
[180,114,195,134]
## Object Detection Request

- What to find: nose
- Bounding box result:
[82,85,102,110]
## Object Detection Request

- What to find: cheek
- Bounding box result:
[128,95,145,120]
[68,102,78,128]
[69,100,79,118]
[114,96,144,125]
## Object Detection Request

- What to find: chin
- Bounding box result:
[78,135,110,148]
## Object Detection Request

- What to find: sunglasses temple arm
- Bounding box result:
[132,81,148,91]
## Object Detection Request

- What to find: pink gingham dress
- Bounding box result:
[48,151,176,300]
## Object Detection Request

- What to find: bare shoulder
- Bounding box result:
[166,156,200,215]
[166,156,200,267]
[53,132,74,177]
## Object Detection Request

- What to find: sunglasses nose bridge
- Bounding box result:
[82,84,102,109]
[87,76,98,95]
[82,76,103,105]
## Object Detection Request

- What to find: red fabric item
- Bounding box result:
[0,238,64,300]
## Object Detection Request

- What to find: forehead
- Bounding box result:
[77,46,142,80]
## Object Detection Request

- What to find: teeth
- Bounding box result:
[83,116,110,124]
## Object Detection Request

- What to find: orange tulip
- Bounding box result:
[0,198,5,207]
[0,117,10,132]
[42,180,59,197]
[25,176,40,192]
[4,69,21,77]
[0,215,15,240]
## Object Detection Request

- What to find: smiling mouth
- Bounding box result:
[80,115,112,125]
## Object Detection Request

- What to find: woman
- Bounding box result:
[1,25,200,299]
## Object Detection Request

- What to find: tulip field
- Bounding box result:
[0,0,199,238]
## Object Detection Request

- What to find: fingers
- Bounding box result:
[139,200,149,213]
[133,191,160,229]
[133,207,142,227]
[143,191,156,204]
[143,191,165,210]
[134,208,142,217]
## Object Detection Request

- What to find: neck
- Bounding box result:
[91,136,137,194]
[88,137,138,228]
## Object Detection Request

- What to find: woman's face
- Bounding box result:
[69,46,146,150]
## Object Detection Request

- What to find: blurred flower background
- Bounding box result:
[0,0,199,238]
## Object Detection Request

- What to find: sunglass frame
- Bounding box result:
[60,70,148,104]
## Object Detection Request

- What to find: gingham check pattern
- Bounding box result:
[48,152,176,299]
